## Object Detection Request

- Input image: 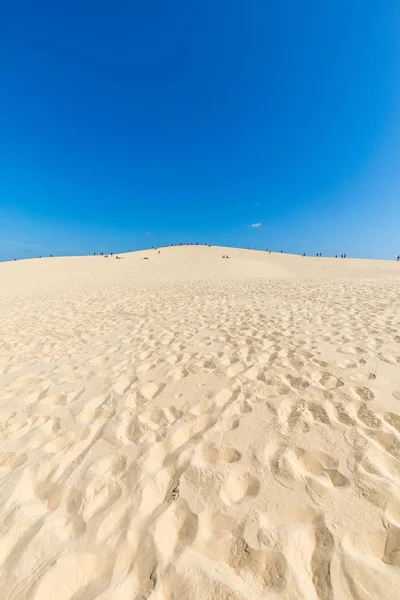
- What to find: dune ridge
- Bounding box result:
[0,246,400,599]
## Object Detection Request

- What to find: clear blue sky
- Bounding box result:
[1,1,399,261]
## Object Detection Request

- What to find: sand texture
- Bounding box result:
[1,246,400,599]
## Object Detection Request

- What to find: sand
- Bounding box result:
[0,246,400,599]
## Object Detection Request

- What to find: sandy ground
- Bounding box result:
[0,246,400,599]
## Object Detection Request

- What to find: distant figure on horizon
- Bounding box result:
[280,250,283,253]
[302,252,306,257]
[397,255,400,261]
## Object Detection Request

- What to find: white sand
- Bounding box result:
[1,246,400,599]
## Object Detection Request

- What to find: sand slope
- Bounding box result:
[0,246,400,599]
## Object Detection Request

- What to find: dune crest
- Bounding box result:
[1,246,400,599]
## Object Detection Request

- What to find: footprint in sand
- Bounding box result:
[112,373,137,395]
[271,446,349,492]
[205,534,288,591]
[362,428,400,459]
[355,386,375,402]
[357,406,382,429]
[219,470,260,505]
[307,402,331,425]
[138,381,164,401]
[194,444,242,466]
[286,374,310,390]
[384,412,400,433]
[279,399,311,433]
[382,519,400,567]
[226,362,246,378]
[167,367,189,381]
[311,520,334,600]
[139,407,178,428]
[319,372,343,390]
[334,403,355,426]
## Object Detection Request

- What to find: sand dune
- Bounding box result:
[0,246,400,599]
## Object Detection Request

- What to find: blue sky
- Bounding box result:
[1,1,399,261]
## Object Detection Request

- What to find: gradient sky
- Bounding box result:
[1,1,399,261]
